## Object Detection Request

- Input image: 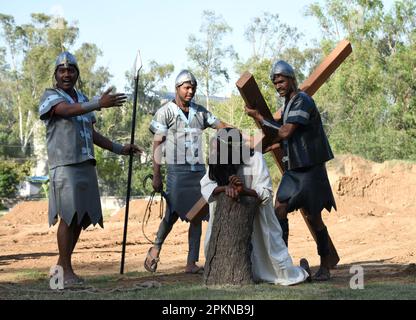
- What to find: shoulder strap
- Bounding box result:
[283,92,300,124]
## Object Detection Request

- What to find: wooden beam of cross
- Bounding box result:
[234,40,352,268]
[186,40,352,269]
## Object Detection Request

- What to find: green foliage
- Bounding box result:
[75,43,111,98]
[236,12,322,114]
[186,10,236,109]
[93,57,173,197]
[0,13,112,165]
[0,160,31,198]
[0,13,82,154]
[306,0,416,162]
[2,2,416,198]
[232,2,416,163]
[124,60,174,114]
[94,108,170,196]
[95,149,166,197]
[243,12,303,61]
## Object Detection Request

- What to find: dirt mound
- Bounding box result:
[109,198,167,223]
[334,175,374,197]
[0,198,166,226]
[328,155,416,216]
[328,154,374,177]
[0,200,48,225]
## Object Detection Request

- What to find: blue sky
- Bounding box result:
[1,0,396,96]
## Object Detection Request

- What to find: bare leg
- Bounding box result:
[185,220,203,274]
[308,212,331,281]
[274,199,289,247]
[71,222,82,253]
[144,214,178,272]
[56,218,78,281]
[56,218,82,259]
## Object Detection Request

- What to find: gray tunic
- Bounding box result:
[149,100,219,220]
[39,89,97,169]
[39,88,102,228]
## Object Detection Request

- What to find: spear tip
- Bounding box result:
[134,50,142,79]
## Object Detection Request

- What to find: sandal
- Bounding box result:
[185,265,204,274]
[313,267,331,281]
[300,258,312,282]
[144,248,159,273]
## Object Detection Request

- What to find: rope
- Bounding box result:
[141,174,171,244]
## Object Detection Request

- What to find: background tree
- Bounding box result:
[0,47,18,158]
[1,2,416,200]
[0,14,79,156]
[306,0,416,161]
[236,12,319,113]
[94,61,173,196]
[244,12,302,61]
[0,13,112,175]
[186,10,236,110]
[0,12,174,196]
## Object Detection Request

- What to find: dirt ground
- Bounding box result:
[1,154,415,286]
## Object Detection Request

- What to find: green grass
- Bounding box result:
[1,271,415,300]
[15,269,48,282]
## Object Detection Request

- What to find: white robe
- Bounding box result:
[200,151,309,286]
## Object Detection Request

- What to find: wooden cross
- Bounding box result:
[187,39,352,268]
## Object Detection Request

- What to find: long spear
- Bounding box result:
[120,51,142,274]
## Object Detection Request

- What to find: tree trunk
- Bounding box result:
[33,120,48,176]
[204,193,258,285]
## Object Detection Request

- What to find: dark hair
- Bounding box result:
[208,128,252,186]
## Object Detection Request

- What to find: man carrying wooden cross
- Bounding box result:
[245,60,336,281]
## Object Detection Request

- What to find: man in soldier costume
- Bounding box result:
[144,70,228,274]
[39,51,141,285]
[245,60,336,281]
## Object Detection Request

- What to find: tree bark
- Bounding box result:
[204,193,259,285]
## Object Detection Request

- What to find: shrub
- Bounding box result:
[0,160,32,198]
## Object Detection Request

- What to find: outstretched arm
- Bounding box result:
[53,87,127,118]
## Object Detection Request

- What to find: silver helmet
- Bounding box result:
[270,60,295,80]
[54,51,79,73]
[175,70,197,87]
